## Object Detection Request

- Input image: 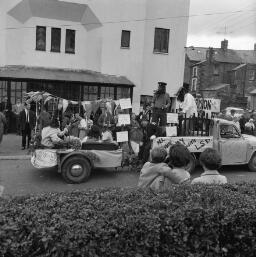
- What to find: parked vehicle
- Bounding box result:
[153,118,256,173]
[224,107,244,118]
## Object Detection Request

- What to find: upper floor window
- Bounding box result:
[36,26,46,51]
[249,70,255,81]
[153,28,169,54]
[192,66,198,77]
[191,78,197,91]
[51,28,61,52]
[65,29,75,54]
[121,30,131,48]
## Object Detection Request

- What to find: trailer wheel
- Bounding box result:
[186,153,196,174]
[61,156,91,183]
[248,153,256,172]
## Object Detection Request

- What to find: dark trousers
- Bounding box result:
[152,108,167,126]
[16,115,21,135]
[138,141,151,163]
[22,122,31,148]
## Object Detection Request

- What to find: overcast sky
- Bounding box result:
[187,0,256,50]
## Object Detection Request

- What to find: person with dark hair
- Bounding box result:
[20,102,36,149]
[82,125,102,143]
[151,82,170,126]
[192,148,227,184]
[38,104,51,133]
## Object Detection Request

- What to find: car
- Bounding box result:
[224,107,244,118]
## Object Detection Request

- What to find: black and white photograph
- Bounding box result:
[0,0,256,256]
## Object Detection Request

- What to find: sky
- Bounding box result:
[187,0,256,50]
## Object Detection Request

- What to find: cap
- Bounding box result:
[158,81,167,86]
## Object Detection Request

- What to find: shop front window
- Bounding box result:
[116,87,130,99]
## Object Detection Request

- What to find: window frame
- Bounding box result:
[36,26,46,51]
[191,78,197,91]
[121,30,131,48]
[51,27,61,53]
[248,70,255,81]
[65,29,76,54]
[153,27,170,54]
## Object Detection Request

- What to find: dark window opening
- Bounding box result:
[36,26,46,51]
[121,30,131,48]
[153,27,170,54]
[65,29,75,54]
[51,27,61,52]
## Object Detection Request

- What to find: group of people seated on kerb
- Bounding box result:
[138,144,227,191]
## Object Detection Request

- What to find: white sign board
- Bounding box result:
[153,136,213,152]
[167,113,179,124]
[132,103,140,115]
[116,131,129,142]
[118,114,130,125]
[120,98,132,109]
[166,126,177,137]
[31,149,57,169]
[196,98,221,113]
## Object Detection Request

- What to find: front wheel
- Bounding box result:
[248,153,256,172]
[61,156,91,183]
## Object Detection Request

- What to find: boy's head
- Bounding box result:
[168,143,191,168]
[199,148,222,170]
[151,147,167,163]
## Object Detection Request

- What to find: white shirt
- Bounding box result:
[191,170,227,185]
[181,93,198,117]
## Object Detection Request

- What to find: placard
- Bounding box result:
[119,98,132,109]
[153,136,213,152]
[116,131,129,142]
[118,114,130,125]
[166,126,177,137]
[132,103,140,115]
[167,113,178,124]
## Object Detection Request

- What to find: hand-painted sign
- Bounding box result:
[31,149,57,168]
[196,98,221,113]
[167,113,179,124]
[153,136,213,152]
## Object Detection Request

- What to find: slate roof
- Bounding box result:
[186,46,256,65]
[0,66,134,86]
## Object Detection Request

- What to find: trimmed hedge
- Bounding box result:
[1,183,256,256]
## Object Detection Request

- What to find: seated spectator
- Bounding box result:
[82,125,102,143]
[41,118,68,148]
[192,148,227,185]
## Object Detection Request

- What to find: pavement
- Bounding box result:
[0,134,31,160]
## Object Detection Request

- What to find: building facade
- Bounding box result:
[0,0,190,108]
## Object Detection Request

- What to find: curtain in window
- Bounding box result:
[154,28,169,53]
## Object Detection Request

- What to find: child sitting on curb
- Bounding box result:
[192,148,227,185]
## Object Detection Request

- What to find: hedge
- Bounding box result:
[1,183,256,257]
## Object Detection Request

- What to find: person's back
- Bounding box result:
[192,148,227,185]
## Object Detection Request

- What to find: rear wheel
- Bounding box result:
[248,153,256,172]
[61,156,91,183]
[185,153,196,174]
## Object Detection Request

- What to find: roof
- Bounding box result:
[0,66,134,86]
[186,46,256,65]
[202,83,229,91]
[232,63,247,71]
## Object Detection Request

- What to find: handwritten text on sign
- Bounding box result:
[167,113,179,124]
[118,114,131,125]
[196,98,221,113]
[116,131,129,142]
[153,137,213,152]
[119,98,132,109]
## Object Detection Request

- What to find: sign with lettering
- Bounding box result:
[120,98,132,109]
[196,98,221,113]
[167,113,179,124]
[153,136,213,152]
[116,131,129,142]
[118,114,131,125]
[31,149,57,168]
[166,126,177,137]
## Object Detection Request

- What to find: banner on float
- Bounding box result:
[153,136,213,152]
[116,131,129,142]
[31,149,58,168]
[166,126,177,137]
[196,98,221,113]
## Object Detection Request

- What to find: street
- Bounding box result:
[1,159,256,197]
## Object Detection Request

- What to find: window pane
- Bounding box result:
[83,85,98,100]
[51,28,61,52]
[65,29,75,53]
[121,30,130,48]
[36,26,46,51]
[117,87,130,99]
[153,28,169,53]
[101,86,114,99]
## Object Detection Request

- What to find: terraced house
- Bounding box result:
[0,0,190,111]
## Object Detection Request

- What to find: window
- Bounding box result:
[121,30,131,48]
[65,29,75,54]
[36,26,46,51]
[220,124,240,139]
[213,64,219,75]
[100,86,114,99]
[192,66,198,77]
[191,78,197,91]
[51,28,61,52]
[249,70,255,81]
[117,87,130,99]
[153,28,170,53]
[83,86,98,101]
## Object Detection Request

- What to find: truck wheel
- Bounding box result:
[248,153,256,172]
[186,154,196,174]
[61,156,91,183]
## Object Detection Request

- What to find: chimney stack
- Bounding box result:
[221,39,228,51]
[254,43,256,51]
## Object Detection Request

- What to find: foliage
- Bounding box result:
[1,183,256,256]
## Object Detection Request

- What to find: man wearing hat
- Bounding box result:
[151,82,171,126]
